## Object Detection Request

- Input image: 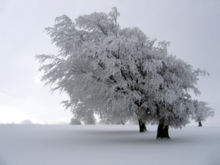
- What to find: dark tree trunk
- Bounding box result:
[156,119,170,139]
[138,119,147,133]
[198,121,202,127]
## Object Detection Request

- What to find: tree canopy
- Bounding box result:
[36,7,213,138]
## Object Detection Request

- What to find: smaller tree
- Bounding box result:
[193,100,214,127]
[73,105,96,125]
[70,117,81,125]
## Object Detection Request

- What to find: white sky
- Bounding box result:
[0,0,219,125]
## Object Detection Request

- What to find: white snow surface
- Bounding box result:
[0,125,219,165]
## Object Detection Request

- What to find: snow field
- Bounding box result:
[0,125,219,165]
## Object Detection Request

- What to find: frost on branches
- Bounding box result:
[36,7,213,139]
[192,100,214,127]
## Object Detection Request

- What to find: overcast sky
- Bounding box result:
[0,0,219,125]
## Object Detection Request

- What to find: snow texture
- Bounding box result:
[0,125,219,165]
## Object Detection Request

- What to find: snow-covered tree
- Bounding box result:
[70,117,81,125]
[152,56,206,138]
[193,100,214,127]
[36,7,152,131]
[36,7,213,138]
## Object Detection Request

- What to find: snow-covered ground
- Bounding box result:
[0,125,219,165]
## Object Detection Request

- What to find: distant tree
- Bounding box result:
[36,7,213,138]
[193,100,214,127]
[70,117,81,125]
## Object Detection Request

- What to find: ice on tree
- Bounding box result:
[36,7,213,139]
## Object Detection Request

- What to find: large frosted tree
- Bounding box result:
[36,7,213,138]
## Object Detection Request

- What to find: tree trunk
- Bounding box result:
[156,119,170,139]
[138,119,147,133]
[198,121,202,127]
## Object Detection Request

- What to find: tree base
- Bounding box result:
[198,121,202,127]
[156,120,170,139]
[139,120,147,133]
